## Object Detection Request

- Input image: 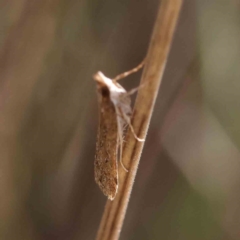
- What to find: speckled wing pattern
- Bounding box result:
[94,83,119,200]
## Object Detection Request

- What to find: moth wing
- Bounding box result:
[95,94,118,200]
[114,91,132,129]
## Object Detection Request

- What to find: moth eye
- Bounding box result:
[101,86,110,97]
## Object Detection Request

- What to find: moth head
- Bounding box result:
[93,71,105,83]
[93,71,110,98]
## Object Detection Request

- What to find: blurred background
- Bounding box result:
[0,0,239,239]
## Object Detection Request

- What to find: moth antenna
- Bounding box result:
[112,60,145,82]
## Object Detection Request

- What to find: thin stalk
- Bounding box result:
[96,0,183,239]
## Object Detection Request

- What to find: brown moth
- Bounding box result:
[94,62,144,200]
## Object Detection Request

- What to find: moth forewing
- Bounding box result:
[94,73,119,200]
[94,65,144,200]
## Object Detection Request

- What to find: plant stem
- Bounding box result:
[96,0,183,239]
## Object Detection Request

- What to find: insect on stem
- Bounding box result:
[94,59,145,200]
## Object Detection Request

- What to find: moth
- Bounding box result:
[94,62,144,200]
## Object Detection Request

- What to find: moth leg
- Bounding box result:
[112,60,145,82]
[125,82,146,97]
[118,131,129,172]
[120,108,145,142]
[124,114,145,142]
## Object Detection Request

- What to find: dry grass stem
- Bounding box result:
[96,0,183,239]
